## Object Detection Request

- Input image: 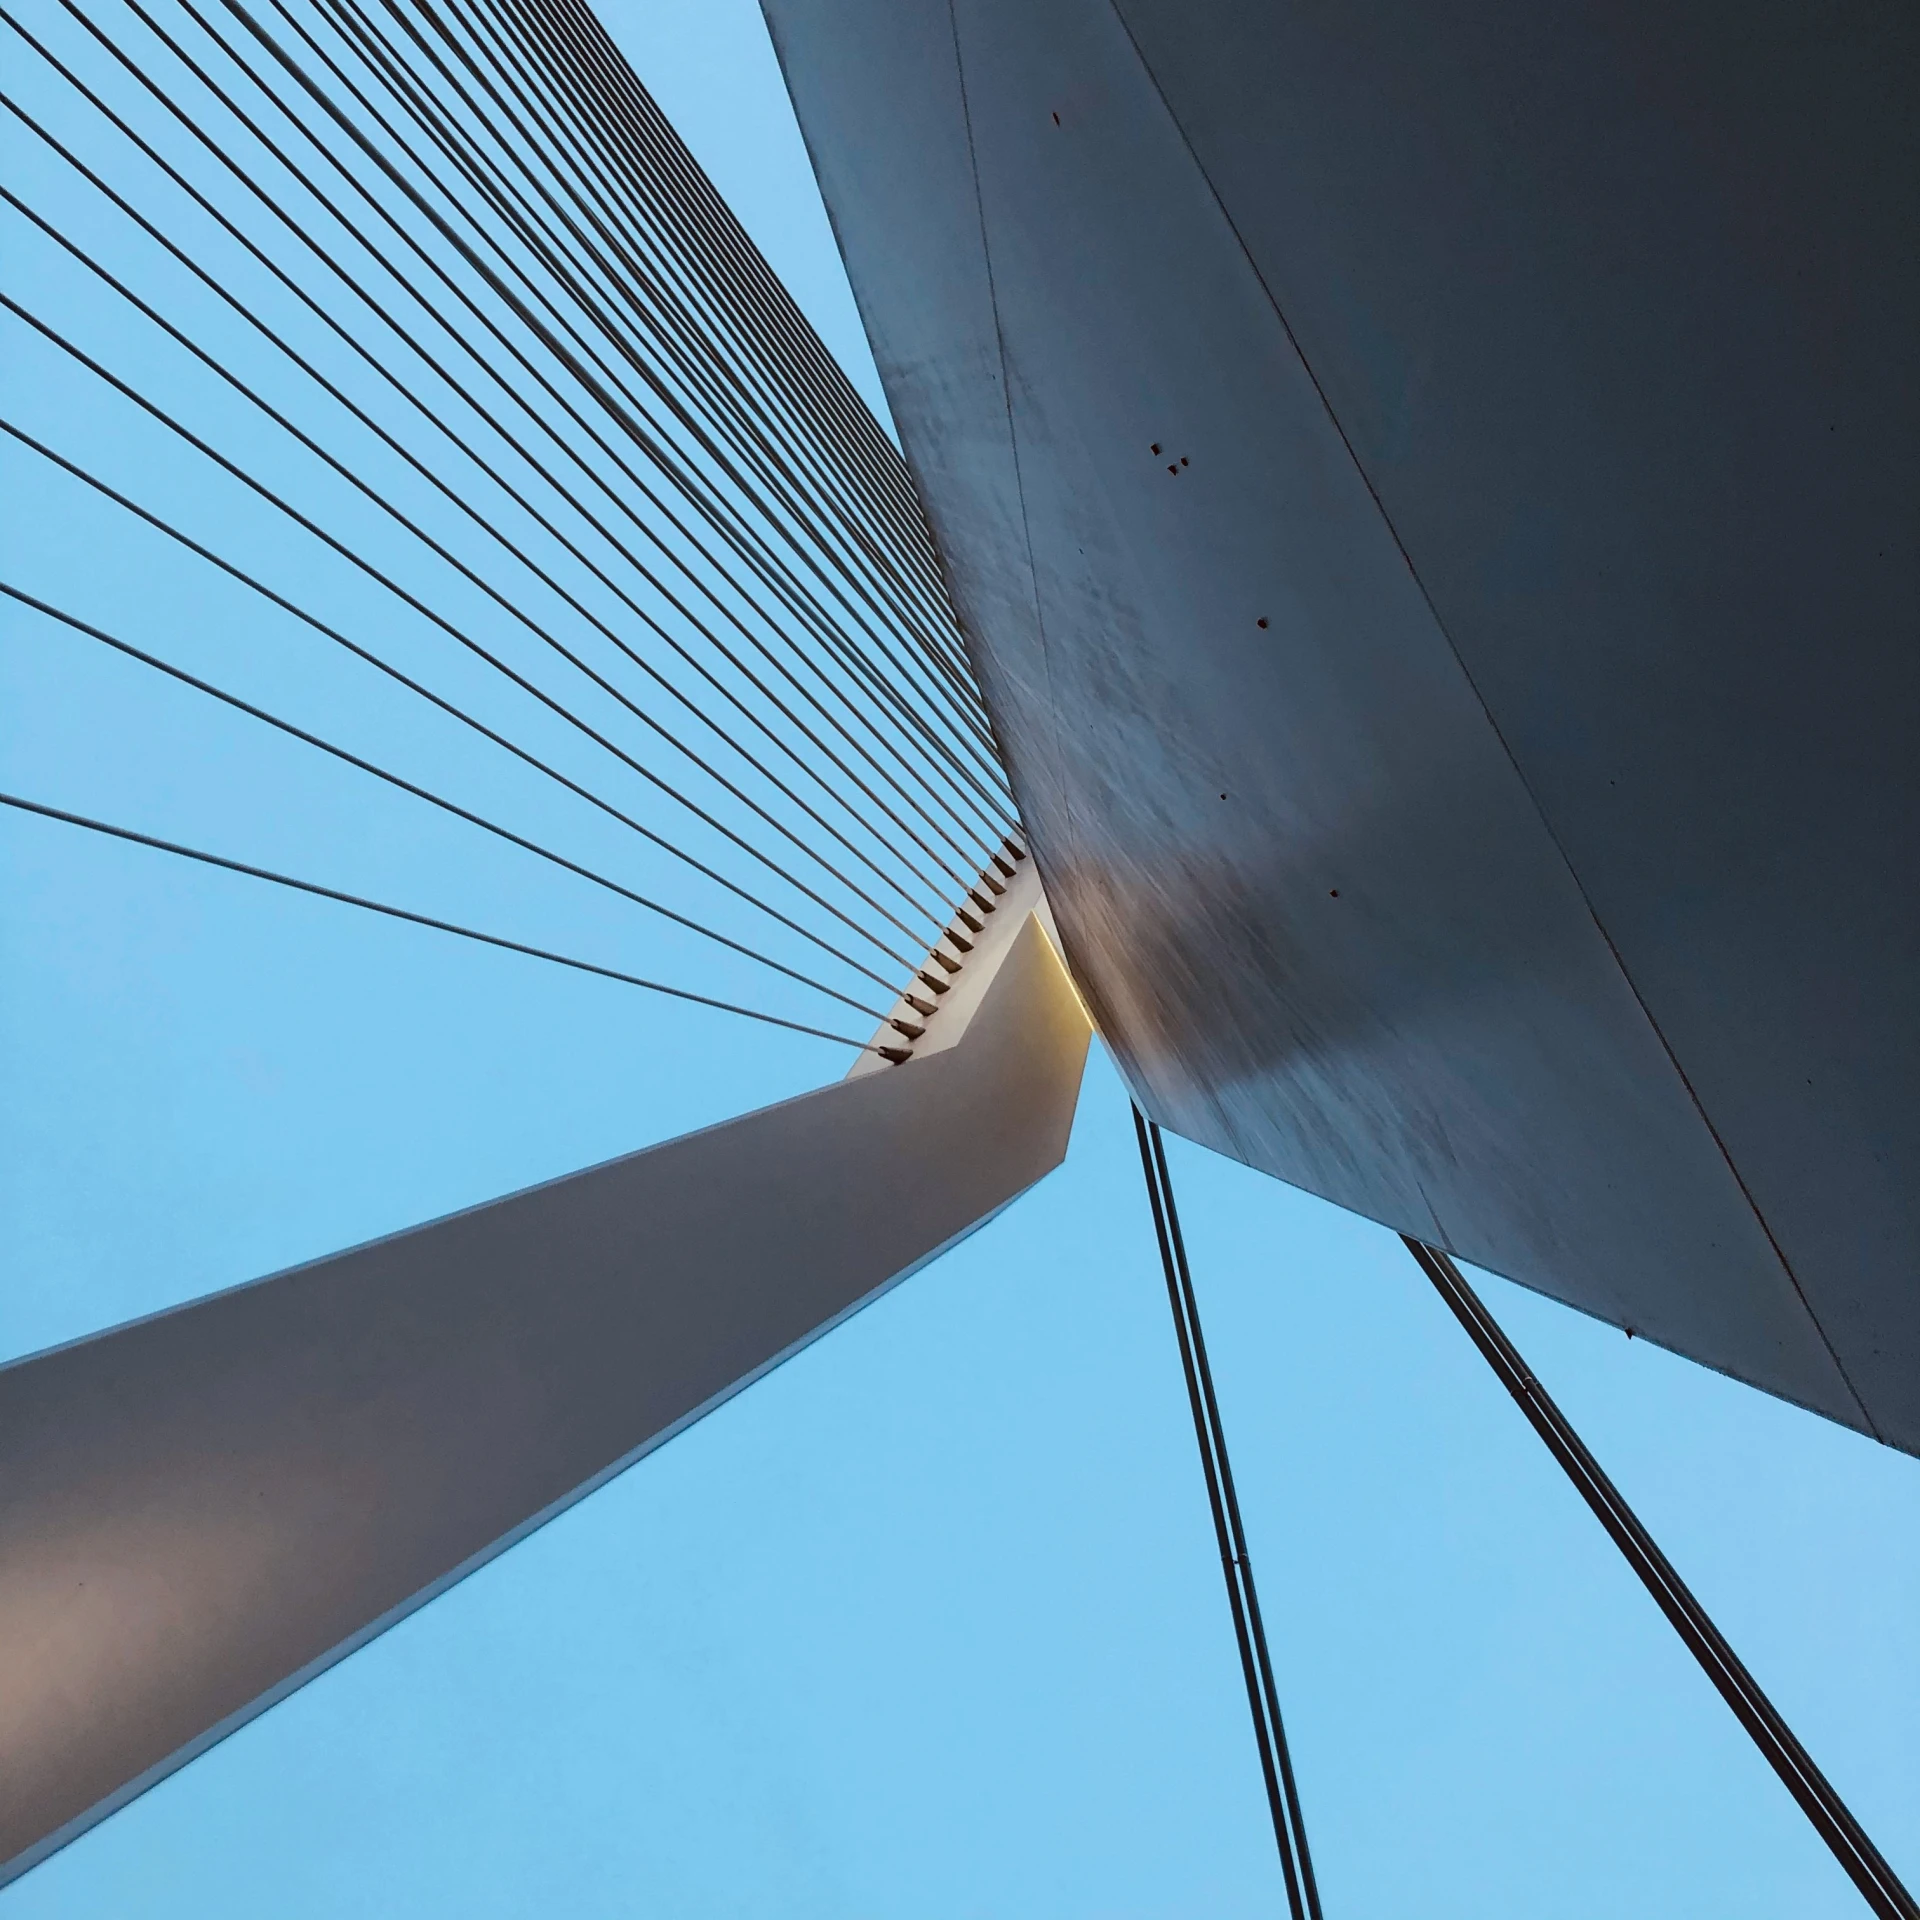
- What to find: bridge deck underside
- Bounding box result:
[764,0,1919,1451]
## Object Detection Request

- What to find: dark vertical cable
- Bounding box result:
[1133,1105,1323,1919]
[1402,1236,1917,1920]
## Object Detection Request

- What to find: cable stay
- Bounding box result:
[1,0,1030,1059]
[2,198,955,952]
[1403,1239,1918,1920]
[37,0,1014,848]
[1133,1109,1324,1920]
[1,582,890,1023]
[261,0,1018,832]
[5,1,1908,1905]
[2,291,948,975]
[195,0,1013,822]
[325,0,997,753]
[0,789,883,1050]
[0,62,992,905]
[0,421,905,1000]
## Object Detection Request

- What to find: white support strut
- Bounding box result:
[0,876,1090,1884]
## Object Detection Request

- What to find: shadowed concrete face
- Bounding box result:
[0,890,1090,1884]
[762,0,1917,1450]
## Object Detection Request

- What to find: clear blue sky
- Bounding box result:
[1,0,1914,1913]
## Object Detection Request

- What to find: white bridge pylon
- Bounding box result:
[0,866,1090,1884]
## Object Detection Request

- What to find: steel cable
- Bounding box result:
[530,0,950,614]
[1,279,937,972]
[0,301,930,985]
[1403,1238,1918,1920]
[213,0,1012,822]
[373,0,995,741]
[0,27,995,912]
[0,152,958,932]
[265,0,1015,840]
[8,0,1025,1042]
[247,0,1015,814]
[1134,1109,1323,1920]
[512,0,957,616]
[0,416,903,999]
[58,0,1015,862]
[1,580,892,1022]
[0,790,880,1048]
[288,0,1014,862]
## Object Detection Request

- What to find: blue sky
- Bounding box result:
[1,0,1915,1913]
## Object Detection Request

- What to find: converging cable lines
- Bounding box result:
[0,420,901,999]
[322,0,995,752]
[20,0,1012,853]
[0,581,890,1024]
[1403,1239,1918,1920]
[1,291,927,979]
[2,0,1018,1046]
[222,0,1002,781]
[2,223,940,964]
[240,0,1016,825]
[0,40,989,903]
[0,789,880,1049]
[58,0,993,829]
